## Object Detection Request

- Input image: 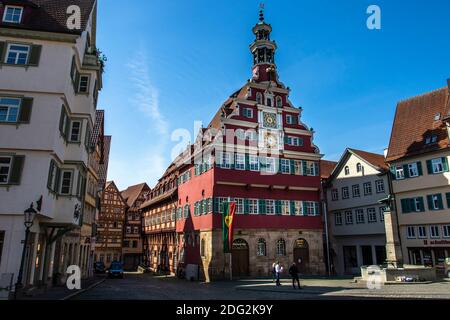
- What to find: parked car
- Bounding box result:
[94,261,106,274]
[107,261,124,279]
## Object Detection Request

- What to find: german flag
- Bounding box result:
[222,201,236,253]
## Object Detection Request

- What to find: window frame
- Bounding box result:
[59,169,74,195]
[367,208,377,223]
[431,158,444,174]
[430,225,440,239]
[355,209,365,224]
[443,225,450,238]
[345,211,353,225]
[335,212,343,225]
[331,189,338,201]
[0,97,21,123]
[0,156,12,185]
[280,159,290,174]
[395,166,405,180]
[5,43,30,65]
[418,226,427,239]
[249,155,259,171]
[69,120,82,143]
[2,6,23,24]
[243,108,253,119]
[352,184,360,198]
[408,162,419,178]
[407,226,416,239]
[363,182,372,196]
[235,153,245,170]
[375,179,385,193]
[342,187,349,199]
[78,74,91,94]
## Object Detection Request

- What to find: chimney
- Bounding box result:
[383,148,388,159]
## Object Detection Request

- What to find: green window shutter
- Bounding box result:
[446,193,450,209]
[417,162,423,176]
[403,164,410,178]
[47,160,55,190]
[74,71,80,93]
[390,167,396,181]
[427,195,433,211]
[302,161,308,176]
[245,154,250,170]
[64,118,71,141]
[277,158,282,174]
[400,199,409,213]
[314,162,319,176]
[290,160,296,175]
[275,200,282,215]
[314,202,320,216]
[442,157,449,172]
[59,106,65,133]
[302,202,308,216]
[426,160,433,174]
[290,201,296,216]
[0,41,6,63]
[437,194,444,210]
[28,45,42,66]
[213,198,219,213]
[243,199,249,215]
[9,156,25,185]
[259,200,266,215]
[55,167,61,194]
[18,98,33,123]
[284,136,289,144]
[418,197,425,212]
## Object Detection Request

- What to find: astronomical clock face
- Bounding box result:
[263,112,277,129]
[264,131,279,149]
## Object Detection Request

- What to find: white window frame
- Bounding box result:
[367,208,377,223]
[363,182,372,196]
[69,120,82,142]
[407,226,416,239]
[430,225,440,239]
[375,179,385,193]
[78,75,91,93]
[248,199,258,214]
[235,129,245,140]
[261,157,276,173]
[286,115,294,125]
[335,212,343,225]
[342,187,349,199]
[243,108,253,118]
[59,170,73,195]
[280,159,290,174]
[355,209,365,224]
[0,156,12,184]
[331,189,338,201]
[5,43,29,65]
[0,97,21,123]
[2,6,23,24]
[395,166,405,180]
[443,225,450,238]
[249,155,259,171]
[352,184,360,198]
[345,211,353,225]
[431,195,440,210]
[431,158,444,174]
[219,152,231,169]
[266,200,275,215]
[233,198,244,214]
[235,154,245,170]
[281,200,290,215]
[418,226,427,239]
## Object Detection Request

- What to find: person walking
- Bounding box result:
[289,262,301,289]
[271,262,276,282]
[275,261,282,286]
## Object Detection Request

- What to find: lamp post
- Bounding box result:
[14,203,37,299]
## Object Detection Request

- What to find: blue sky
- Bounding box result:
[96,0,450,190]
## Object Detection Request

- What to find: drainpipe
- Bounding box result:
[323,201,331,277]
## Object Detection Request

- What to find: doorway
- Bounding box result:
[232,239,249,277]
[293,239,310,274]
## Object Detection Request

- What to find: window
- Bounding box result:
[335,212,343,225]
[70,121,82,142]
[408,163,419,177]
[363,182,372,196]
[276,239,286,256]
[375,180,385,193]
[260,157,276,173]
[78,75,90,93]
[235,154,245,170]
[0,157,12,184]
[418,226,427,239]
[379,207,385,222]
[257,239,266,256]
[355,209,365,224]
[266,200,275,215]
[0,97,21,123]
[219,153,231,169]
[234,198,244,214]
[285,136,303,146]
[304,201,319,216]
[443,225,450,238]
[331,189,338,201]
[367,208,377,223]
[256,92,263,104]
[280,159,290,174]
[266,97,272,107]
[243,108,253,118]
[281,200,290,215]
[345,211,353,225]
[344,166,350,175]
[248,199,258,214]
[342,187,349,199]
[407,226,416,239]
[356,163,362,173]
[395,166,405,180]
[6,44,30,65]
[249,155,259,171]
[430,225,440,239]
[133,226,139,234]
[425,135,438,145]
[430,158,446,174]
[286,115,294,125]
[352,185,360,198]
[3,6,23,23]
[126,226,131,234]
[428,194,443,211]
[60,170,73,195]
[235,129,245,140]
[276,96,282,108]
[245,130,258,141]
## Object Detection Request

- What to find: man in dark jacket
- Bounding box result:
[289,262,301,289]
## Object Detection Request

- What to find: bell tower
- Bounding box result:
[250,5,278,83]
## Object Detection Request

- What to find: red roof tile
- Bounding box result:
[349,148,388,170]
[320,160,337,179]
[121,183,150,208]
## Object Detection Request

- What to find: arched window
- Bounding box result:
[276,239,286,256]
[256,92,263,104]
[266,97,272,107]
[257,238,266,256]
[356,163,363,173]
[276,96,283,108]
[200,238,206,257]
[344,166,350,175]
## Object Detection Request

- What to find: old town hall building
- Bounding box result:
[143,10,325,281]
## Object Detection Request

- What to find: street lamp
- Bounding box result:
[14,203,37,299]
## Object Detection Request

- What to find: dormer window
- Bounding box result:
[276,96,282,108]
[256,92,263,104]
[3,6,23,24]
[425,134,438,145]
